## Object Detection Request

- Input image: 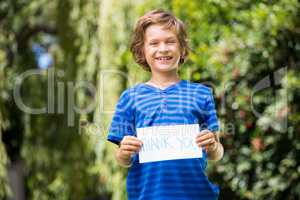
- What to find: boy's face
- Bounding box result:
[144,24,181,73]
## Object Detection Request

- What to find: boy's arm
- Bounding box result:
[206,132,224,161]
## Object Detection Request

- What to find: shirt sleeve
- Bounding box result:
[203,88,220,132]
[107,90,135,145]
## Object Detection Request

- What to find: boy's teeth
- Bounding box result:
[157,57,172,60]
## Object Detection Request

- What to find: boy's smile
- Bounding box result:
[144,24,181,73]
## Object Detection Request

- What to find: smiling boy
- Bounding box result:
[107,9,224,200]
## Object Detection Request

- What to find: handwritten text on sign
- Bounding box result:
[137,124,202,163]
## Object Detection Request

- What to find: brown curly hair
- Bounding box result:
[130,9,190,71]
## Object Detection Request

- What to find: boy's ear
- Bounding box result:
[180,49,186,58]
[179,57,184,64]
[180,51,186,63]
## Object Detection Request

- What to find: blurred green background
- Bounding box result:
[0,0,299,199]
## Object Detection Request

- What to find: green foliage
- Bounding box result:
[0,0,299,200]
[0,0,104,199]
[170,0,300,199]
[0,129,10,198]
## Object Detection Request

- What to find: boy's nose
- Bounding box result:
[158,43,169,52]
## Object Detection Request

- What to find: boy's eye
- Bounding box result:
[167,40,176,44]
[149,42,158,45]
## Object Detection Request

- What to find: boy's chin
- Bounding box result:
[152,64,178,73]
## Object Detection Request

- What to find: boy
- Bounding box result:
[107,9,224,200]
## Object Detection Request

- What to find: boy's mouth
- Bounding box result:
[155,56,173,61]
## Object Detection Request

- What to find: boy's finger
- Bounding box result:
[123,136,143,145]
[196,130,211,139]
[121,140,142,147]
[196,134,214,143]
[122,144,141,152]
[197,138,215,147]
[120,150,135,158]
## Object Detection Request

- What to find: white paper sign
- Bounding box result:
[137,124,202,163]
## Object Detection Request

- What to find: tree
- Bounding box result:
[1,0,299,200]
[170,0,300,199]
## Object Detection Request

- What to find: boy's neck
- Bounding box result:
[147,71,181,89]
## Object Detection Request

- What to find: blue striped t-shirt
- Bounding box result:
[107,80,220,200]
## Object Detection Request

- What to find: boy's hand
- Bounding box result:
[195,130,217,152]
[116,136,143,166]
